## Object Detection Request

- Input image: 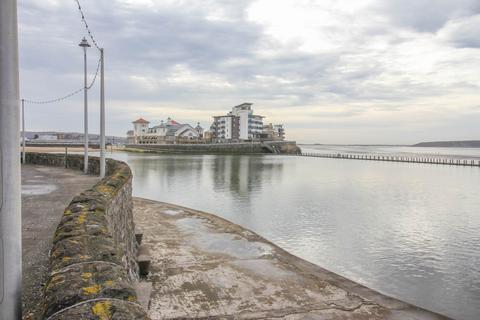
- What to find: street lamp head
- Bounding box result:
[78,37,91,48]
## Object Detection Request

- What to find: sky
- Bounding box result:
[18,0,480,144]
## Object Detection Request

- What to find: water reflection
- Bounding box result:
[212,155,284,196]
[110,151,480,320]
[123,154,285,208]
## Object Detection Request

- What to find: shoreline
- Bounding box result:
[124,141,301,155]
[133,197,451,319]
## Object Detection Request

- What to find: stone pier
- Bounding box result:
[133,198,451,320]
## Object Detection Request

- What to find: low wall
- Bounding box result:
[25,153,149,320]
[125,141,301,155]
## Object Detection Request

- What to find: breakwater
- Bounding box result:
[134,198,451,319]
[125,141,300,154]
[25,153,149,319]
[299,152,480,167]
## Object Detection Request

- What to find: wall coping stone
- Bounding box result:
[25,153,150,319]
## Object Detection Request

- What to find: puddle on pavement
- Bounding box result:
[163,209,184,216]
[175,217,273,259]
[22,184,57,195]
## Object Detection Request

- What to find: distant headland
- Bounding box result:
[412,140,480,148]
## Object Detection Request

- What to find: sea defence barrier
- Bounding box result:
[25,153,149,319]
[125,141,301,154]
[298,152,480,167]
[134,199,452,319]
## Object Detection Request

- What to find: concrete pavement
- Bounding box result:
[21,164,98,319]
[134,198,451,320]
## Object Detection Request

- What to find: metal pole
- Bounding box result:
[79,38,90,174]
[83,45,89,173]
[65,147,68,168]
[21,98,25,163]
[0,0,22,318]
[99,48,106,178]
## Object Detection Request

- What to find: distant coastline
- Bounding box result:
[412,140,480,148]
[300,141,480,148]
[300,143,408,147]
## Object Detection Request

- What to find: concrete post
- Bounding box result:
[99,49,106,178]
[0,0,22,318]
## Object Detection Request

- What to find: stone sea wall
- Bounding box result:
[25,153,149,320]
[125,141,301,155]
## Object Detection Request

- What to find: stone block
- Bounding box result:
[47,300,149,320]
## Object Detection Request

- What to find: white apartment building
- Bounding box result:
[212,115,238,141]
[211,103,265,142]
[263,123,285,141]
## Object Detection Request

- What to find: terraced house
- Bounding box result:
[127,117,203,144]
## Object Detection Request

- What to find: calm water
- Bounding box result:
[110,146,480,320]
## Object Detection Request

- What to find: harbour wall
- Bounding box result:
[125,141,301,154]
[25,153,149,319]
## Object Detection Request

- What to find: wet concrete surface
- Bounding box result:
[134,198,451,320]
[21,164,98,319]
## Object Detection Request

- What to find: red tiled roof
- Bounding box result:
[132,118,150,124]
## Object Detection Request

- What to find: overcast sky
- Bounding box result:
[19,0,480,144]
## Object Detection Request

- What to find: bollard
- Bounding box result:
[135,232,143,245]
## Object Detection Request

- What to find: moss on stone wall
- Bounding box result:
[26,153,149,319]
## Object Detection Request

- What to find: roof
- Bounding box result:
[132,118,150,124]
[213,115,235,118]
[234,102,253,108]
[166,124,186,136]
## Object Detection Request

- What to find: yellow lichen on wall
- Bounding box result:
[83,284,102,295]
[91,301,112,320]
[82,272,93,281]
[77,213,87,224]
[95,184,116,196]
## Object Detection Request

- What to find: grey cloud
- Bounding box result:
[375,0,480,33]
[17,0,480,142]
[439,15,480,48]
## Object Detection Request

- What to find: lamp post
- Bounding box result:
[99,48,106,178]
[79,37,90,174]
[0,0,22,318]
